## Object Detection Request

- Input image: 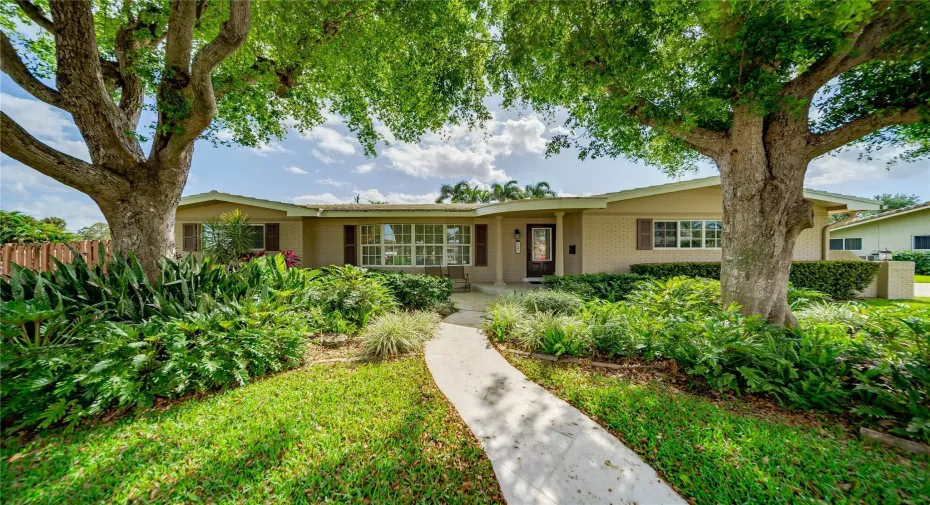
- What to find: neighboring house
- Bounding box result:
[175,176,879,284]
[829,202,930,259]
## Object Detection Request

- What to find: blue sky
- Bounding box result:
[2,73,928,231]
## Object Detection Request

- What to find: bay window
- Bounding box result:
[654,220,723,249]
[360,224,471,266]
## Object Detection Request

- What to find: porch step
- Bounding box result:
[471,282,542,297]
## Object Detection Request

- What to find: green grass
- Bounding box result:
[509,357,929,505]
[915,275,930,283]
[1,359,502,504]
[858,297,930,308]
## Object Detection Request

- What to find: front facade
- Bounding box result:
[176,177,880,284]
[829,202,930,259]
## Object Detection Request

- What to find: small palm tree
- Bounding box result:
[524,181,556,199]
[471,188,493,203]
[436,180,480,203]
[491,180,524,201]
[202,209,258,265]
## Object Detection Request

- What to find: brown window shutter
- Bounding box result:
[637,219,653,250]
[344,225,358,266]
[182,224,200,251]
[475,224,488,266]
[265,223,280,251]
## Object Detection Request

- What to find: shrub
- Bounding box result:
[512,312,590,356]
[796,302,868,331]
[201,209,259,265]
[583,301,664,359]
[542,273,652,301]
[630,261,879,299]
[370,270,453,310]
[627,276,722,319]
[892,250,930,275]
[359,311,441,358]
[630,262,720,280]
[787,284,831,309]
[514,289,584,315]
[311,265,396,328]
[0,300,308,431]
[482,298,528,343]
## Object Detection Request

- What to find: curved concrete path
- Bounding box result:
[425,300,686,504]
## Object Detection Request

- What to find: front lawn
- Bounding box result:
[859,297,930,308]
[916,275,930,283]
[510,358,929,504]
[1,359,502,504]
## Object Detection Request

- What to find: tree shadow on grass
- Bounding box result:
[1,360,503,504]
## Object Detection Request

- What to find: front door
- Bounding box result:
[526,224,556,278]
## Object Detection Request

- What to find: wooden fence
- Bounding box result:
[0,240,112,275]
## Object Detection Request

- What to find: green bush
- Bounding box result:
[359,310,441,358]
[630,261,879,299]
[542,273,652,300]
[511,312,590,356]
[0,300,307,431]
[892,250,930,275]
[513,289,584,315]
[370,270,453,310]
[482,298,528,343]
[311,265,396,328]
[627,276,723,319]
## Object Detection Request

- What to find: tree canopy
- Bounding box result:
[0,211,76,244]
[490,0,929,172]
[435,179,557,203]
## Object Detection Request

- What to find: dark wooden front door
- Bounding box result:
[526,224,556,278]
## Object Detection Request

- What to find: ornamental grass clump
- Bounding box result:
[482,297,528,343]
[517,289,584,315]
[359,311,441,358]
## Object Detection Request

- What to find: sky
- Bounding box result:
[2,73,929,231]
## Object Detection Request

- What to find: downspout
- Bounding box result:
[822,222,831,261]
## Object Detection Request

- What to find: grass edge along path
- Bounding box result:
[1,358,503,504]
[507,357,929,505]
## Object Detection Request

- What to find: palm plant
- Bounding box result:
[524,181,557,199]
[470,188,493,203]
[491,180,525,201]
[201,210,258,265]
[435,181,479,203]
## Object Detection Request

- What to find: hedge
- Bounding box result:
[630,261,880,300]
[892,250,930,275]
[543,273,652,301]
[369,270,453,310]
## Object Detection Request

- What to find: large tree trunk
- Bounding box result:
[96,164,187,281]
[717,110,813,326]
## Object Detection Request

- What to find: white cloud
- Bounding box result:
[355,163,376,174]
[216,129,234,141]
[0,92,90,161]
[806,147,929,186]
[311,149,336,164]
[381,114,550,183]
[248,142,292,157]
[301,126,356,155]
[284,166,308,175]
[293,193,346,205]
[317,178,348,187]
[0,163,71,198]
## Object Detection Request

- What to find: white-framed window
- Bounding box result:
[654,220,722,249]
[830,237,862,251]
[914,235,930,250]
[360,224,471,267]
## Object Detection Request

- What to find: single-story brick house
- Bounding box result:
[176,176,880,284]
[829,201,930,259]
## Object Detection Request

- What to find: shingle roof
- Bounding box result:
[830,201,930,230]
[308,203,480,212]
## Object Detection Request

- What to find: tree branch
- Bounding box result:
[155,0,250,164]
[783,1,909,100]
[1,112,129,195]
[49,0,144,169]
[1,31,65,109]
[605,85,728,158]
[806,107,924,158]
[13,0,55,32]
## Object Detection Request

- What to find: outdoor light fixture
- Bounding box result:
[514,229,521,241]
[879,248,892,261]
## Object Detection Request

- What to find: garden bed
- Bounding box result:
[1,358,503,504]
[506,357,929,504]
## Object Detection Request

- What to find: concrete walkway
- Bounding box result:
[426,294,685,504]
[916,282,930,298]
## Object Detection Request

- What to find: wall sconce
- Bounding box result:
[514,229,522,254]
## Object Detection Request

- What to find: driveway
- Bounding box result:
[425,293,685,505]
[916,282,930,298]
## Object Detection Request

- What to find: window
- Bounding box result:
[249,225,265,250]
[829,238,844,251]
[655,220,722,249]
[531,228,552,261]
[914,235,930,250]
[415,224,444,266]
[843,238,862,251]
[360,224,471,267]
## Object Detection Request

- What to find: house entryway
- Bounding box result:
[526,224,556,278]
